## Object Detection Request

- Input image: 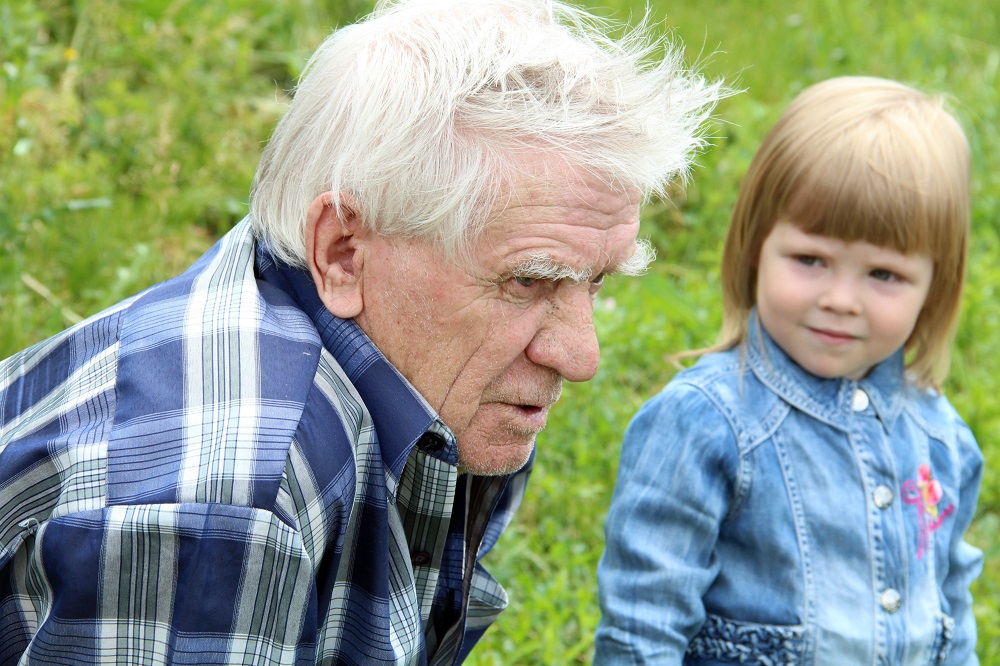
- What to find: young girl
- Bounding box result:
[595,76,984,665]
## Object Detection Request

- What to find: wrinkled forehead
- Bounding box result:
[479,162,643,275]
[499,149,642,210]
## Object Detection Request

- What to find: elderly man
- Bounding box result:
[0,0,718,663]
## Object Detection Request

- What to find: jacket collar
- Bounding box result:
[744,308,906,432]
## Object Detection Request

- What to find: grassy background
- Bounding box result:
[2,1,997,663]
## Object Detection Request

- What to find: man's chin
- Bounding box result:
[457,435,536,476]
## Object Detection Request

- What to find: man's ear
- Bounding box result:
[306,191,366,319]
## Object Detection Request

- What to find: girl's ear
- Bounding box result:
[306,191,366,319]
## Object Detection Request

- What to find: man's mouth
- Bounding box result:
[512,403,550,430]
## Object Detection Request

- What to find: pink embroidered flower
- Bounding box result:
[917,464,944,517]
[903,463,955,559]
[925,479,943,509]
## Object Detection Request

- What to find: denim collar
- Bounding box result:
[744,308,905,433]
[253,243,455,476]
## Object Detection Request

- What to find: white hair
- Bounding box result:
[250,0,722,267]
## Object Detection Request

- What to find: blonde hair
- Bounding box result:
[719,76,970,388]
[249,0,721,268]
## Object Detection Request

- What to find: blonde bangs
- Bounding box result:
[783,103,969,265]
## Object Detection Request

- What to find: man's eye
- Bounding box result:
[514,276,536,288]
[591,272,606,286]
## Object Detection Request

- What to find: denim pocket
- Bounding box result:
[686,612,806,665]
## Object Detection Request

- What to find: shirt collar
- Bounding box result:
[254,243,458,477]
[744,308,906,431]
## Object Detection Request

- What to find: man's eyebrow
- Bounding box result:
[615,238,655,277]
[509,254,593,283]
[507,239,655,284]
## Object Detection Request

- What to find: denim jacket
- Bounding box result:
[595,313,984,665]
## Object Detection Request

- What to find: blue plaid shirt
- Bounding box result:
[0,218,532,665]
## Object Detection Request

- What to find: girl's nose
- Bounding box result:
[817,275,862,314]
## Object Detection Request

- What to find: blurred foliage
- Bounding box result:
[0,0,364,351]
[1,0,998,663]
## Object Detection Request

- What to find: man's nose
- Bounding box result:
[525,287,601,382]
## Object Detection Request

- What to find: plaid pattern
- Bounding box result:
[0,218,532,665]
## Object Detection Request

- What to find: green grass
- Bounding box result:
[2,1,998,663]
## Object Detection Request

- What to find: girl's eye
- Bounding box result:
[795,255,822,267]
[514,276,536,288]
[871,268,898,282]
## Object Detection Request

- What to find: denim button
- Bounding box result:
[880,588,901,613]
[873,485,894,509]
[417,432,446,452]
[851,389,870,411]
